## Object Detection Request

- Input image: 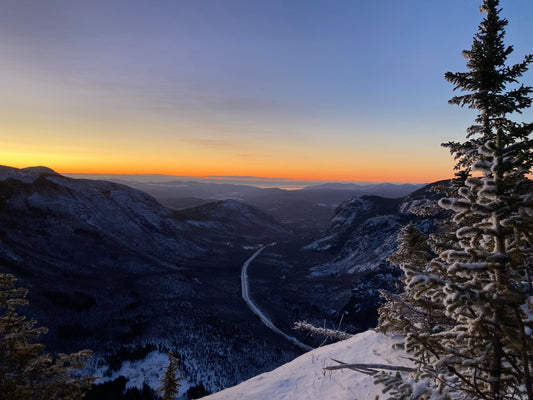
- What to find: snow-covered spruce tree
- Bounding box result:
[0,272,93,399]
[377,223,451,368]
[378,222,433,336]
[375,1,533,399]
[437,0,533,398]
[158,351,183,400]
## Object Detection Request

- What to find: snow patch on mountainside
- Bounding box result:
[303,233,337,251]
[90,351,167,390]
[305,184,446,279]
[328,197,374,232]
[309,215,402,277]
[202,330,408,400]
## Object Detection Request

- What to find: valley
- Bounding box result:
[0,165,442,396]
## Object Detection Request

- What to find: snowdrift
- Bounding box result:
[202,330,407,400]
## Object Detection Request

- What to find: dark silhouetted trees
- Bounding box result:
[0,272,93,399]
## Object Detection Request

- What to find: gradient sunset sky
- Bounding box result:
[1,0,532,183]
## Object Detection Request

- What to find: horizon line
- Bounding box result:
[62,171,429,186]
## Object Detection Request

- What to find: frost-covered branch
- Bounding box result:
[324,359,415,376]
[293,321,353,341]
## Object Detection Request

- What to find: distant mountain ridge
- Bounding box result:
[112,178,424,233]
[65,172,425,191]
[301,181,421,194]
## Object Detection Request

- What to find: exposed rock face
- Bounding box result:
[298,181,450,332]
[305,181,449,278]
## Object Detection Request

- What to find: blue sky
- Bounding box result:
[1,0,532,182]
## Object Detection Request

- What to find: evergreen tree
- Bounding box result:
[376,1,533,399]
[158,352,183,400]
[378,223,434,336]
[0,272,93,399]
[378,223,452,371]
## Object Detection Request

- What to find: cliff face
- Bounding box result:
[305,181,448,278]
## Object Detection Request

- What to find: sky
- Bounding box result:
[1,0,532,184]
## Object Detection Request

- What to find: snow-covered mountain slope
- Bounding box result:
[0,165,202,273]
[0,166,290,275]
[202,330,407,400]
[290,183,449,333]
[0,166,300,391]
[175,199,291,245]
[306,182,448,277]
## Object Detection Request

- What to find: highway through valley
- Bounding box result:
[241,244,313,352]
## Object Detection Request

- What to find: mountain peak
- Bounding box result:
[21,166,59,175]
[0,165,59,183]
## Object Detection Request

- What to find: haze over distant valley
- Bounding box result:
[64,172,423,233]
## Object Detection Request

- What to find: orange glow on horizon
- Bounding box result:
[1,104,458,185]
[53,163,453,184]
[0,150,455,184]
[1,129,457,184]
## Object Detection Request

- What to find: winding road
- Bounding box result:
[241,244,313,352]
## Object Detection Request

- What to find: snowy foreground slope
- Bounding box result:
[202,330,407,400]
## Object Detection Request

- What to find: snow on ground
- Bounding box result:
[90,351,168,390]
[86,349,213,397]
[202,330,408,400]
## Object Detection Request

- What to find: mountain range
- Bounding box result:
[103,178,423,233]
[0,165,444,396]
